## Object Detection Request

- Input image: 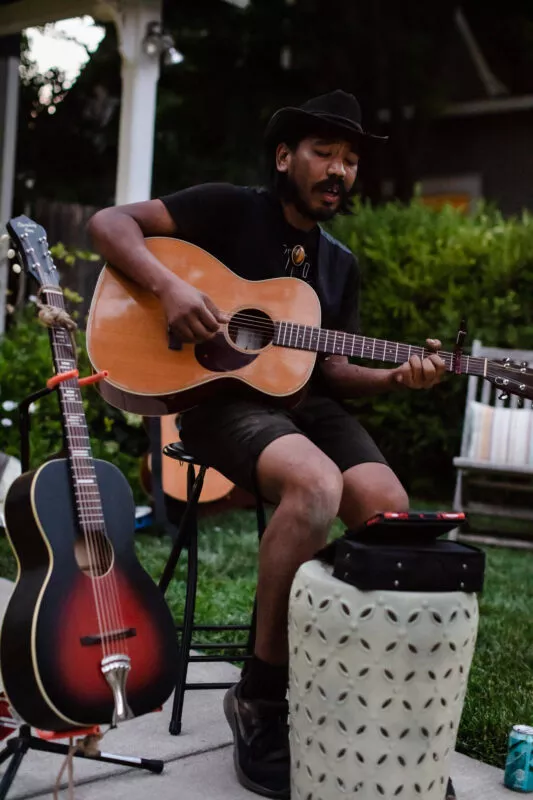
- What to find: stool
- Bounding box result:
[158,441,266,735]
[288,558,479,800]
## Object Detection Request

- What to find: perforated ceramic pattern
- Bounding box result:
[288,560,479,800]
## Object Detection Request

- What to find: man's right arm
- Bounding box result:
[87,199,226,342]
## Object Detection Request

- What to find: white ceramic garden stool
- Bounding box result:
[288,558,479,800]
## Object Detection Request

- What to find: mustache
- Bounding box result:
[313,177,349,198]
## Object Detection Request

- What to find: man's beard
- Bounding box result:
[277,173,350,222]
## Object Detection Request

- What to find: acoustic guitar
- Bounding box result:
[0,216,178,732]
[86,237,533,414]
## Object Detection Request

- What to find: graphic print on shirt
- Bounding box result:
[282,244,311,281]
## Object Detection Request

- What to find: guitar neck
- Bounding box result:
[44,289,105,534]
[273,322,487,377]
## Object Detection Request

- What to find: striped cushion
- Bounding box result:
[466,401,533,465]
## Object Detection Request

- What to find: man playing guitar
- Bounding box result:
[88,90,450,798]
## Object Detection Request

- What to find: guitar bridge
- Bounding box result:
[80,627,136,647]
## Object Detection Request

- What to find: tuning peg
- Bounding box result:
[6,248,15,259]
[0,234,9,243]
[498,392,509,401]
[11,263,21,274]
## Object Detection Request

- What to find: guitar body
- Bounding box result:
[86,238,321,415]
[0,458,178,731]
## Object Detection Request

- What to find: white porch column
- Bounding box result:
[0,50,20,335]
[110,0,162,205]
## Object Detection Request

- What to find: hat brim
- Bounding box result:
[264,107,388,151]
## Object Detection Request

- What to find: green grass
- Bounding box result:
[0,509,531,769]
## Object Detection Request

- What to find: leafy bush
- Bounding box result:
[330,200,533,499]
[0,298,148,502]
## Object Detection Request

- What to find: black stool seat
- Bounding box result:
[163,441,202,466]
[157,435,264,735]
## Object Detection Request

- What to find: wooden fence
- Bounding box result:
[33,198,103,326]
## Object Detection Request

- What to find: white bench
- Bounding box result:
[452,339,533,537]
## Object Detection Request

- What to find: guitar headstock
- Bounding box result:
[486,358,533,402]
[6,215,59,290]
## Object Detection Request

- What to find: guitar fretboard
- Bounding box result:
[45,289,105,534]
[273,322,487,377]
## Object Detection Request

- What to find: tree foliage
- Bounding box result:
[14,1,533,208]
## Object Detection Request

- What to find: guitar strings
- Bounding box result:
[217,313,528,389]
[50,324,114,657]
[49,291,127,659]
[195,311,491,375]
[41,281,118,655]
[31,237,121,657]
[52,326,126,659]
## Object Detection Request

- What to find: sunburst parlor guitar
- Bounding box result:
[0,216,178,733]
[86,237,533,415]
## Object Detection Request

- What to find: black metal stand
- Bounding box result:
[0,385,165,798]
[0,724,163,800]
[18,385,54,472]
[158,441,265,736]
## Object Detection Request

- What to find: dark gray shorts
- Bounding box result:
[179,393,387,494]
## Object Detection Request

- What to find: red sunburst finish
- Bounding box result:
[56,569,163,701]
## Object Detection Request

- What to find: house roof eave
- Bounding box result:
[442,95,533,118]
[377,94,533,124]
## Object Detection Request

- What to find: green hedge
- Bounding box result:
[0,302,147,501]
[329,199,533,499]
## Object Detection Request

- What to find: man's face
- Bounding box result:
[276,135,360,222]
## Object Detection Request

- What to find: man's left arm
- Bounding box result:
[322,252,445,397]
[320,340,446,397]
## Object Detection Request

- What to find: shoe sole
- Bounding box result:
[223,687,290,800]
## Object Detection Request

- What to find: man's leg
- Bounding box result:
[224,432,343,800]
[253,433,343,665]
[338,461,409,529]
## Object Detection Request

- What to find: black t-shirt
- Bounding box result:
[159,183,360,335]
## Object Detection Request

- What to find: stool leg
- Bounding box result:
[168,463,205,735]
[159,464,207,595]
[243,494,267,673]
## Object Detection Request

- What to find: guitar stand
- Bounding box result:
[1,370,164,799]
[0,724,163,800]
[17,369,108,471]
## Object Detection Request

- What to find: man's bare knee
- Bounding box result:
[282,464,343,533]
[340,463,409,529]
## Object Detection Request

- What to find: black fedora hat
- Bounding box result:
[264,89,387,151]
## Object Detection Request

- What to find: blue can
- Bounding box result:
[504,725,533,792]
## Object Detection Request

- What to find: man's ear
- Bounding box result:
[275,142,291,173]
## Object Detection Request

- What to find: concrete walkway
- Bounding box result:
[0,579,514,800]
[0,660,514,800]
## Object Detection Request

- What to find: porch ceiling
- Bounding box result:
[0,0,135,36]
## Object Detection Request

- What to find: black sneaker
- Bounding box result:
[223,681,290,799]
[446,777,457,799]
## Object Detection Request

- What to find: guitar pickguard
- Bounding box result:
[195,332,259,372]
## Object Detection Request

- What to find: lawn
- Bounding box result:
[0,508,531,770]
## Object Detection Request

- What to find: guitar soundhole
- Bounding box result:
[228,308,274,351]
[74,533,113,577]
